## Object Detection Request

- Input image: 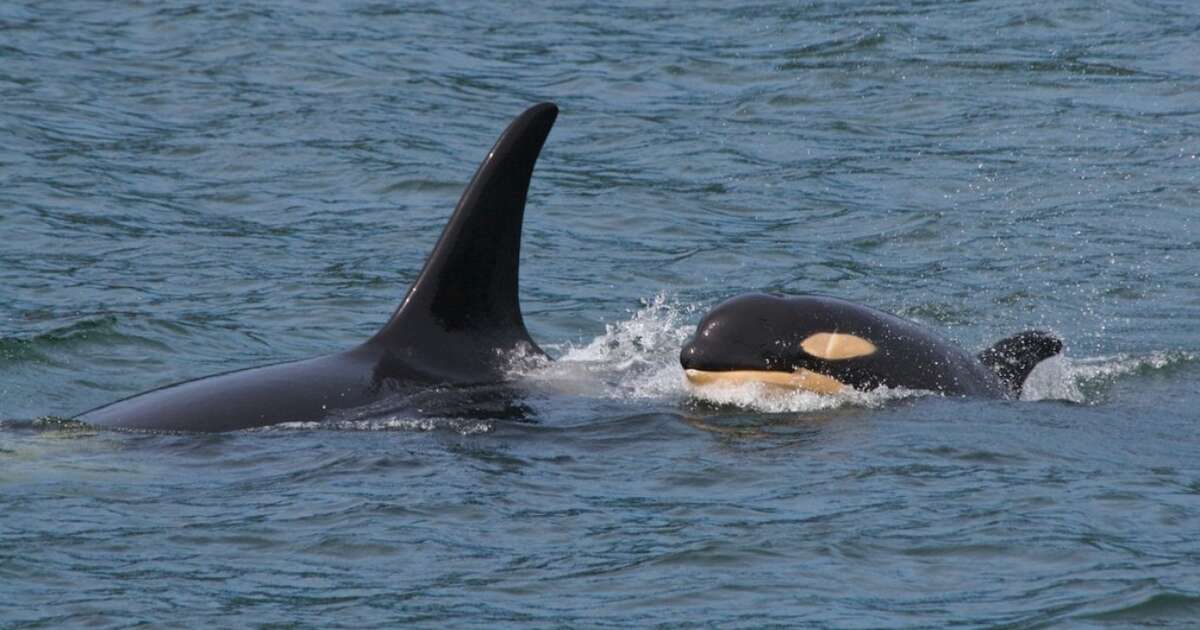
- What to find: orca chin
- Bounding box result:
[78,103,560,433]
[681,293,1063,399]
[683,368,846,395]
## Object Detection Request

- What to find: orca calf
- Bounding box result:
[80,103,558,432]
[680,293,1062,398]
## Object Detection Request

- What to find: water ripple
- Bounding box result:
[2,0,1199,626]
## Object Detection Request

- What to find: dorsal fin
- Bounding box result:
[978,330,1063,396]
[365,103,557,374]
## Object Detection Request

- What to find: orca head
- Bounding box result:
[680,293,882,394]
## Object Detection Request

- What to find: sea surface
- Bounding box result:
[2,1,1199,627]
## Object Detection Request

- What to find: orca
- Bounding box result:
[79,103,558,432]
[680,293,1062,399]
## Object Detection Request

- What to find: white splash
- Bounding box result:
[271,418,493,434]
[1021,351,1194,403]
[684,381,926,414]
[509,293,696,400]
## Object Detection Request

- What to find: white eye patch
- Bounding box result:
[801,332,876,360]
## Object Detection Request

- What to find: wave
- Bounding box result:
[0,315,170,368]
[509,293,698,402]
[685,381,926,414]
[1021,351,1196,403]
[267,417,495,435]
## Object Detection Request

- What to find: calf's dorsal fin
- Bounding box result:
[978,330,1063,396]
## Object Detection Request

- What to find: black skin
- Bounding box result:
[79,103,558,432]
[680,293,1062,398]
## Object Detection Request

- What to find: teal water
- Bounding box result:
[3,1,1199,627]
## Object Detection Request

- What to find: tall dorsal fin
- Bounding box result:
[978,330,1063,396]
[365,103,557,372]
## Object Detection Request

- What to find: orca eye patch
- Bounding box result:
[801,332,876,360]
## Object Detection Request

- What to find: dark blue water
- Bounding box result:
[3,1,1199,626]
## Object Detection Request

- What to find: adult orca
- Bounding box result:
[680,293,1062,398]
[79,103,558,432]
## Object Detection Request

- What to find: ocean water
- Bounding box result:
[2,0,1199,627]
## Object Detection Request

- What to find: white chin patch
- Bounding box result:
[801,332,876,360]
[684,368,845,394]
